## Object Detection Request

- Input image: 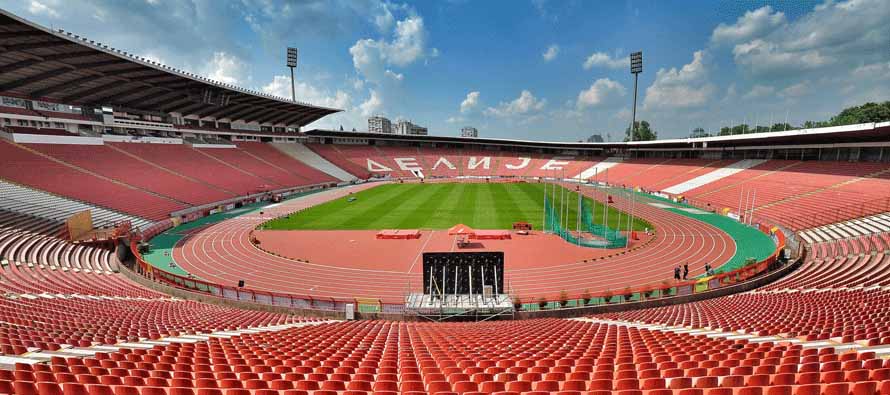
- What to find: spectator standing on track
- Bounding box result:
[683,263,689,280]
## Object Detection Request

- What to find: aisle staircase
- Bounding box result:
[272,142,357,181]
[664,159,768,194]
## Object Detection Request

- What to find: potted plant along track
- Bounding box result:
[661,280,672,297]
[603,290,614,304]
[580,290,592,305]
[513,297,523,311]
[623,286,634,302]
[537,297,548,310]
[643,286,655,300]
[558,290,569,308]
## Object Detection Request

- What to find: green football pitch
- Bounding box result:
[263,182,650,231]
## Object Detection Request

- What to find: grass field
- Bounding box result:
[263,182,650,231]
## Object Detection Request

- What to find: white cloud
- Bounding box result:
[27,0,59,18]
[460,91,480,113]
[726,0,888,77]
[576,78,626,109]
[582,52,626,70]
[446,116,465,124]
[484,90,546,117]
[260,75,350,109]
[643,50,716,110]
[852,62,890,81]
[350,15,427,82]
[779,81,811,98]
[373,2,396,32]
[384,69,404,81]
[732,39,832,76]
[203,52,248,85]
[711,5,785,45]
[614,108,632,121]
[742,84,775,100]
[542,44,560,62]
[359,89,383,116]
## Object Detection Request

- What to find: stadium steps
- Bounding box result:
[0,179,153,230]
[6,320,333,370]
[271,142,356,181]
[646,159,730,191]
[237,146,313,182]
[573,156,623,180]
[664,159,768,195]
[11,141,192,207]
[576,317,890,357]
[191,147,284,187]
[610,158,673,184]
[800,213,890,244]
[692,161,804,197]
[755,166,890,213]
[105,143,239,196]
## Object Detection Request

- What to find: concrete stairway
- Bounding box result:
[664,159,767,194]
[272,142,357,182]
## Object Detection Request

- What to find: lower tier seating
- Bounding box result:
[593,231,890,347]
[0,297,304,356]
[5,319,889,395]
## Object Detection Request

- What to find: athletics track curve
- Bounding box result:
[173,182,736,303]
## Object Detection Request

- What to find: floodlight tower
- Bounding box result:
[629,51,643,141]
[286,47,298,102]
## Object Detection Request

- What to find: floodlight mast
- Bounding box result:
[629,51,643,142]
[287,47,298,102]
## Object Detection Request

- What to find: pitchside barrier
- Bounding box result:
[129,224,786,315]
[127,178,790,315]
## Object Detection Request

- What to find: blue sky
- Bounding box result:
[1,0,888,140]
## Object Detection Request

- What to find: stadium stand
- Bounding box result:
[0,218,319,358]
[0,140,186,221]
[27,144,236,206]
[800,213,890,244]
[235,142,338,185]
[4,8,890,395]
[110,143,295,197]
[593,231,890,345]
[0,209,62,237]
[195,147,308,188]
[0,180,152,231]
[5,318,890,395]
[269,142,358,182]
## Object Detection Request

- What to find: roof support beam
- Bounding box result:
[157,97,193,112]
[204,104,249,120]
[70,59,132,69]
[90,85,154,104]
[269,111,297,125]
[30,74,100,97]
[0,67,71,91]
[61,80,121,102]
[121,91,180,108]
[0,58,42,74]
[241,107,282,123]
[0,31,47,39]
[0,40,72,52]
[172,102,209,116]
[226,106,261,122]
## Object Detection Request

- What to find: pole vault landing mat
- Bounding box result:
[469,230,511,240]
[376,229,422,239]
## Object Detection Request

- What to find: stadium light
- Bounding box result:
[286,47,298,102]
[629,51,642,142]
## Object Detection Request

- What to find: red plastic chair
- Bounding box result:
[793,384,821,395]
[822,383,849,395]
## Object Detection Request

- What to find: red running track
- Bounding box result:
[173,183,736,303]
